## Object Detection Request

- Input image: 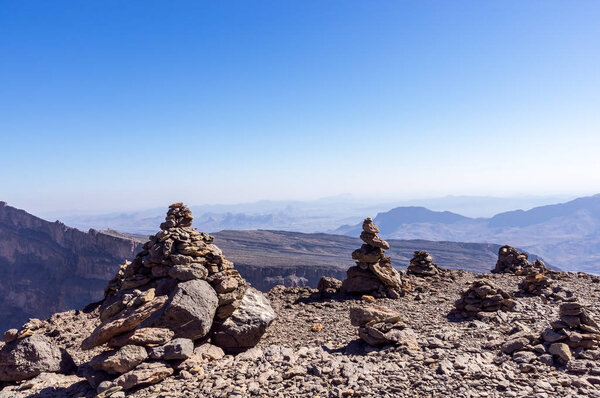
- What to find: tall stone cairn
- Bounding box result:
[407,250,442,277]
[341,217,408,299]
[492,245,547,275]
[78,203,275,392]
[105,203,247,319]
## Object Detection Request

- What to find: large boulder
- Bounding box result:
[212,287,276,353]
[142,279,218,340]
[0,334,69,381]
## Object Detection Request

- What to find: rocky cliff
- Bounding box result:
[0,202,142,331]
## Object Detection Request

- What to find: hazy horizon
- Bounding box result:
[2,2,599,214]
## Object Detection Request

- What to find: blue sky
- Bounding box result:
[1,1,599,214]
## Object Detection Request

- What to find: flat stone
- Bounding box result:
[148,338,194,360]
[114,361,173,391]
[549,342,572,362]
[108,327,174,348]
[89,345,148,375]
[82,295,168,350]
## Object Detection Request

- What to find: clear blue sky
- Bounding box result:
[1,1,599,214]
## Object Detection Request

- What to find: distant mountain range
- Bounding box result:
[48,194,572,234]
[335,194,600,273]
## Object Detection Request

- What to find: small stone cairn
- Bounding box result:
[542,302,600,365]
[492,245,546,275]
[341,218,408,298]
[454,280,516,317]
[407,250,442,277]
[75,203,276,393]
[349,303,418,348]
[519,272,553,296]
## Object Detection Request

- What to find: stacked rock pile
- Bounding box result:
[74,203,276,393]
[349,303,418,348]
[341,218,409,298]
[453,280,517,317]
[541,302,600,365]
[519,273,553,296]
[492,245,547,275]
[407,250,442,277]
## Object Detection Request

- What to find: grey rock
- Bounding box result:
[0,334,65,381]
[212,287,276,353]
[148,338,194,360]
[89,345,148,375]
[142,279,218,340]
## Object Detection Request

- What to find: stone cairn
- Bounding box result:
[407,250,442,277]
[341,218,409,298]
[75,203,275,393]
[492,245,547,275]
[519,273,553,296]
[453,280,516,317]
[541,302,600,365]
[349,303,418,349]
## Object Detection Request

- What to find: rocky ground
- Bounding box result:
[2,269,600,397]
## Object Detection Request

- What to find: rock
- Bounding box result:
[77,363,112,390]
[549,343,572,362]
[0,334,65,381]
[168,264,208,281]
[359,231,390,250]
[89,345,148,375]
[1,329,18,343]
[114,361,173,390]
[362,217,380,233]
[317,277,342,296]
[148,338,194,360]
[143,279,218,340]
[108,327,174,348]
[212,287,276,353]
[501,337,529,354]
[349,305,402,326]
[81,295,168,350]
[175,344,224,373]
[193,344,225,361]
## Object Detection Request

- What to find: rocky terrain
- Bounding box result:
[1,216,600,397]
[0,202,141,331]
[3,267,600,396]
